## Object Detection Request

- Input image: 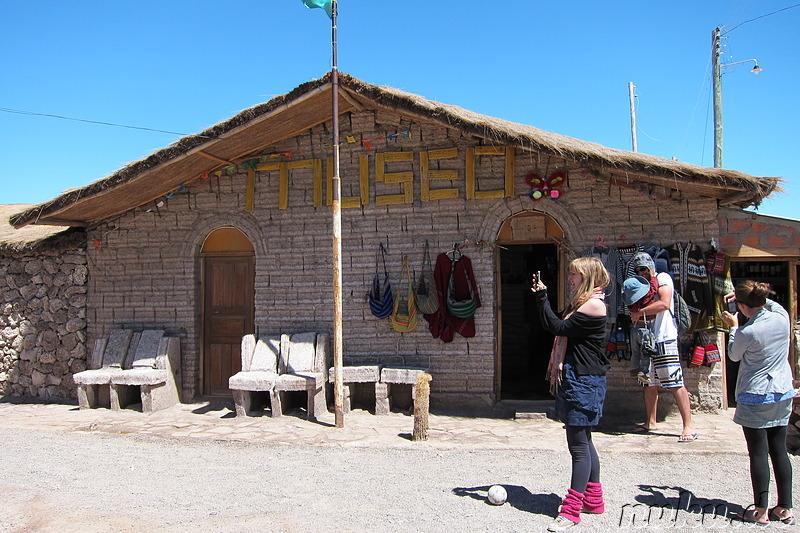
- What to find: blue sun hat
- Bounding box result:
[622,275,651,306]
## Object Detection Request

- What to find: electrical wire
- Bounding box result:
[0,107,209,138]
[725,2,800,34]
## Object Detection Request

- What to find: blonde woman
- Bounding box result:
[531,257,610,532]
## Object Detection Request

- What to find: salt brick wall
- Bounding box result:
[86,110,721,410]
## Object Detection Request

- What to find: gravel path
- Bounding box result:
[3,422,797,532]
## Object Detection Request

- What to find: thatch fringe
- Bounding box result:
[10,73,780,228]
[0,205,83,252]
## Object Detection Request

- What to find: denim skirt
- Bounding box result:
[734,398,792,429]
[555,363,607,427]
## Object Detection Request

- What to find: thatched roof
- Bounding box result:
[0,204,81,252]
[10,73,781,228]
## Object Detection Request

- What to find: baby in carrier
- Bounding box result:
[622,275,659,385]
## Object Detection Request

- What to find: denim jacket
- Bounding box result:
[727,299,794,401]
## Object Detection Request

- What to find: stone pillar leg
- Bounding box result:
[308,386,327,421]
[270,390,283,418]
[110,385,122,411]
[77,385,96,410]
[232,389,251,417]
[375,382,390,415]
[342,384,352,414]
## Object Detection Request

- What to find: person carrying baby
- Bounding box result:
[622,274,659,384]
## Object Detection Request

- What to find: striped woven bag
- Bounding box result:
[369,244,393,319]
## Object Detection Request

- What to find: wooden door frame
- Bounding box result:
[494,211,566,400]
[199,251,255,396]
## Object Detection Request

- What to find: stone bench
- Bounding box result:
[327,365,381,414]
[377,366,429,415]
[74,329,182,413]
[230,332,328,421]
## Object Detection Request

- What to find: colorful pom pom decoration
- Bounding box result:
[526,171,567,201]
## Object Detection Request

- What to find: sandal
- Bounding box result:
[678,433,699,443]
[737,508,769,526]
[768,506,796,525]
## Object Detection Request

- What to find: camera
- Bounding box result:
[726,300,738,313]
[531,271,541,286]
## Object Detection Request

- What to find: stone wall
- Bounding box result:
[85,109,723,411]
[0,247,88,399]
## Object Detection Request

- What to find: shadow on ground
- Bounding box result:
[452,484,560,516]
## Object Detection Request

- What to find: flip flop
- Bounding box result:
[678,433,699,443]
[632,425,653,434]
[768,506,796,525]
[736,509,769,526]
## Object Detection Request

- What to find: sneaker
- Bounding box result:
[547,515,578,532]
[637,372,651,385]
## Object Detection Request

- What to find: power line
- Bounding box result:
[725,2,800,34]
[0,107,209,138]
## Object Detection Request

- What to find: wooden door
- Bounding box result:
[202,255,254,396]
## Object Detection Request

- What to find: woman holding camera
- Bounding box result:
[721,280,795,526]
[531,257,610,532]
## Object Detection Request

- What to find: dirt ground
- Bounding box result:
[3,407,798,533]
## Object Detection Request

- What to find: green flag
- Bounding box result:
[300,0,332,18]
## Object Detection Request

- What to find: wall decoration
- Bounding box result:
[466,146,515,200]
[526,170,567,201]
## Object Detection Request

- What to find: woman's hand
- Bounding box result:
[721,310,738,328]
[723,291,735,303]
[530,273,547,293]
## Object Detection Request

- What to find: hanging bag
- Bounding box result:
[638,311,658,356]
[391,257,419,333]
[446,257,478,319]
[414,240,439,314]
[368,244,393,319]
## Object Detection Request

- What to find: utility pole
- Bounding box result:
[712,27,723,168]
[711,26,762,169]
[628,82,638,152]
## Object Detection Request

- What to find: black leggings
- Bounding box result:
[565,425,600,493]
[742,425,793,509]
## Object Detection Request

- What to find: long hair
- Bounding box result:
[567,257,611,312]
[734,279,771,308]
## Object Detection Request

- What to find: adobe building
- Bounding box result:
[3,74,797,422]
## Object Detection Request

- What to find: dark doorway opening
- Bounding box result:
[500,243,558,400]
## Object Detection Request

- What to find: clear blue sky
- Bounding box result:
[2,1,798,219]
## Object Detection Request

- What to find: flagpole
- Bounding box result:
[330,0,345,428]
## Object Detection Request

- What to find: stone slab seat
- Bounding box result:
[327,365,381,414]
[74,329,137,409]
[228,334,280,417]
[271,332,328,421]
[74,329,182,413]
[108,330,182,413]
[376,366,430,415]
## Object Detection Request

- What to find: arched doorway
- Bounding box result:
[200,227,255,396]
[496,212,565,400]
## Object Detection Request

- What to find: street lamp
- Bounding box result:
[712,27,763,168]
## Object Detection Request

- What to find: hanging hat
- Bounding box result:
[630,252,655,272]
[622,275,651,306]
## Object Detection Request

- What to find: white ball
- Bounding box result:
[487,484,507,505]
